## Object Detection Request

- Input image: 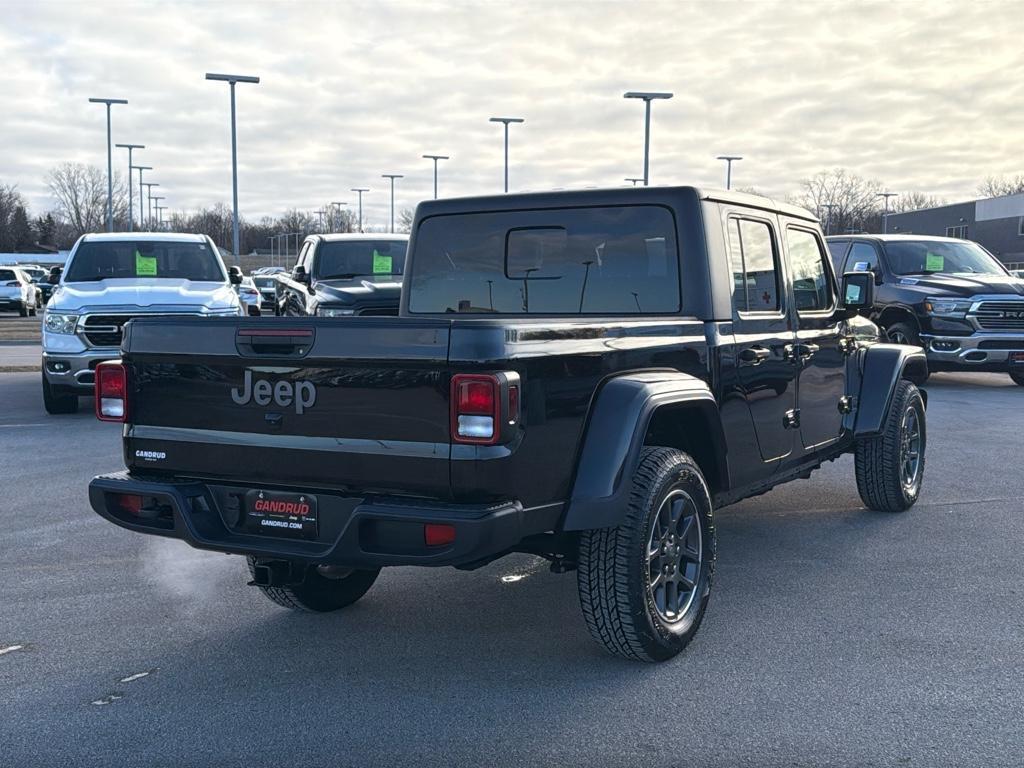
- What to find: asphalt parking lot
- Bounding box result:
[1,369,1022,767]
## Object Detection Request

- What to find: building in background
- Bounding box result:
[886,193,1024,270]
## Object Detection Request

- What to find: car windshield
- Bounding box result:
[22,268,45,281]
[886,240,1006,276]
[64,240,225,282]
[314,240,408,280]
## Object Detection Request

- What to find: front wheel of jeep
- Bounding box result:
[577,447,716,662]
[246,557,380,613]
[1009,370,1024,387]
[855,379,926,512]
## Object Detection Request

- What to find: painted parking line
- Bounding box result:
[0,644,25,656]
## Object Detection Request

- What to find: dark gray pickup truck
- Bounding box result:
[88,187,928,662]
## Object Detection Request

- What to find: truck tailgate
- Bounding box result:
[122,317,452,497]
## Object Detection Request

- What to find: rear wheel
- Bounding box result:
[855,379,926,512]
[1010,371,1024,387]
[246,557,380,612]
[577,447,716,662]
[41,371,79,414]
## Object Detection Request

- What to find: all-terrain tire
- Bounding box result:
[1009,371,1024,387]
[246,557,380,612]
[577,447,716,662]
[855,379,926,512]
[41,370,79,414]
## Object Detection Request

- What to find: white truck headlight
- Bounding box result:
[44,312,79,334]
[923,298,972,317]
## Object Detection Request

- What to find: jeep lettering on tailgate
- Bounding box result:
[231,370,317,414]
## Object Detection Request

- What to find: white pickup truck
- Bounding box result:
[41,232,246,414]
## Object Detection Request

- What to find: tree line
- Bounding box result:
[2,163,1022,254]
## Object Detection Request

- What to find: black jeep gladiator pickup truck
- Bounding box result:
[89,187,928,662]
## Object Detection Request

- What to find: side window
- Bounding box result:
[827,240,849,272]
[845,242,879,274]
[728,218,782,313]
[787,228,833,312]
[295,243,310,272]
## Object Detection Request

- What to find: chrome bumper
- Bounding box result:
[42,348,119,390]
[920,332,1024,366]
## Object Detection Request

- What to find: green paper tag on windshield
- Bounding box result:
[925,252,944,272]
[135,251,157,276]
[372,250,393,274]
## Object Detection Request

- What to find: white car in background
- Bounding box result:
[0,266,39,316]
[41,232,246,414]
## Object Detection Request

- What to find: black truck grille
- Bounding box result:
[973,301,1024,331]
[357,306,399,316]
[82,315,134,347]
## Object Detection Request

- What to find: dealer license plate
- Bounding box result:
[244,489,318,540]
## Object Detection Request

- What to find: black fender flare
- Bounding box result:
[560,371,725,532]
[852,343,928,438]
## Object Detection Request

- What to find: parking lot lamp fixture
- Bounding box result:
[351,188,369,232]
[141,183,159,230]
[625,178,644,187]
[422,155,449,199]
[716,155,743,190]
[132,166,152,229]
[116,144,144,231]
[489,118,524,193]
[205,73,260,264]
[382,175,403,233]
[151,197,165,229]
[878,191,897,234]
[88,98,128,232]
[330,201,347,232]
[623,92,672,186]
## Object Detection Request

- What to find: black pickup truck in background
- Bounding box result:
[827,234,1024,385]
[275,233,409,317]
[89,187,928,662]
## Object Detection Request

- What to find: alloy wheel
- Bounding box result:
[647,489,702,623]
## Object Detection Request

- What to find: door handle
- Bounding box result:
[738,346,771,365]
[798,343,820,359]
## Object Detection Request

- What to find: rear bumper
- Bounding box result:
[921,332,1024,372]
[88,471,559,568]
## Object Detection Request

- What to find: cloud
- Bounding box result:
[1,0,1021,226]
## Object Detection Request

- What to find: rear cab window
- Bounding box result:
[407,205,680,314]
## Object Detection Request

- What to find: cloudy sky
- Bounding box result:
[2,0,1022,228]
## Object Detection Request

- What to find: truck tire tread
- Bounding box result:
[855,379,925,512]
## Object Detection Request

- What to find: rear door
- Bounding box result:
[782,223,847,453]
[123,317,453,497]
[725,211,798,465]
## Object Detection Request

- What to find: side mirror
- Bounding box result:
[841,271,875,315]
[228,265,242,285]
[293,265,310,285]
[48,266,62,285]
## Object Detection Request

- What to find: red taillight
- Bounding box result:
[450,374,500,445]
[95,361,128,422]
[424,523,456,547]
[115,493,143,515]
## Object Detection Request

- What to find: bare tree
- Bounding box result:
[397,208,414,234]
[893,191,947,213]
[789,169,883,234]
[977,175,1024,198]
[46,162,128,239]
[0,183,27,251]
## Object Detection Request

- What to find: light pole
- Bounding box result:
[315,209,325,232]
[821,203,836,236]
[351,188,369,232]
[623,92,673,186]
[422,154,449,199]
[132,165,152,230]
[330,201,347,232]
[205,72,260,264]
[88,97,128,231]
[142,183,159,229]
[154,202,167,230]
[489,117,524,193]
[625,177,644,187]
[877,191,897,234]
[151,197,165,230]
[716,155,743,190]
[116,144,144,231]
[381,174,403,233]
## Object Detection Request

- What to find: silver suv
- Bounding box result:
[42,233,245,414]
